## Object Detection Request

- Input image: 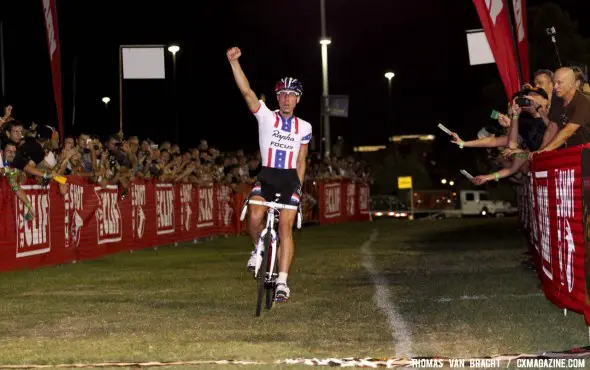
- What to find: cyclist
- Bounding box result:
[227,46,312,302]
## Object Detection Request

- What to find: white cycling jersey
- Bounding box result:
[253,100,312,170]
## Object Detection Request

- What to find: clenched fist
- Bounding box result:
[227,47,242,62]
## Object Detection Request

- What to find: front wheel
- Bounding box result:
[255,233,271,317]
[265,239,279,310]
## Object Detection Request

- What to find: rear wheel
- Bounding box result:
[255,233,271,317]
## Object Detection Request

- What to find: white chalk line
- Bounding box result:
[392,292,544,304]
[360,229,413,357]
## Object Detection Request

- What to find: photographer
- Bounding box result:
[505,87,550,153]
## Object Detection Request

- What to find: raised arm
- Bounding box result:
[507,100,521,149]
[472,154,528,185]
[450,132,508,148]
[227,47,261,113]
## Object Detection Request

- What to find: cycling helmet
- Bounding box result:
[275,77,303,96]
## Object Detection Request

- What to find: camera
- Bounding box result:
[515,97,531,107]
[545,26,556,36]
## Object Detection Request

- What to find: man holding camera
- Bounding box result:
[509,87,550,152]
[533,67,590,154]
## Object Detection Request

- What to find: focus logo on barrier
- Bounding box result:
[15,185,51,258]
[347,183,356,216]
[132,184,146,239]
[95,185,122,244]
[180,184,193,231]
[556,168,575,292]
[535,171,552,279]
[324,183,341,219]
[217,185,234,226]
[359,186,369,214]
[64,184,83,249]
[156,184,175,235]
[197,186,214,228]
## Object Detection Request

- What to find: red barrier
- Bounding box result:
[519,145,590,324]
[318,180,371,224]
[0,177,370,273]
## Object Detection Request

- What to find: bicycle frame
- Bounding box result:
[240,196,302,279]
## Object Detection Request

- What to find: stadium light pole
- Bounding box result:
[168,44,180,145]
[384,72,395,99]
[385,72,395,126]
[320,0,331,158]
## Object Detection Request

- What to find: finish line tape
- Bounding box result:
[1,350,590,369]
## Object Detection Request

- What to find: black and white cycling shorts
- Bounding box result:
[250,167,301,207]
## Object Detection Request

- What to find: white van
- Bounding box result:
[444,190,516,217]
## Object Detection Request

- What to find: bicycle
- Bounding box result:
[240,193,302,317]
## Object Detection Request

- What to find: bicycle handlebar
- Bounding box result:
[247,199,298,210]
[239,198,302,229]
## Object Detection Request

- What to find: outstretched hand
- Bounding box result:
[472,175,488,186]
[450,132,462,146]
[227,47,241,62]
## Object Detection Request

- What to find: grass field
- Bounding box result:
[1,217,589,368]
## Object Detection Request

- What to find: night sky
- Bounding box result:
[2,0,589,164]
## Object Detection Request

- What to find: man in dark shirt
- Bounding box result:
[535,67,590,154]
[531,69,566,148]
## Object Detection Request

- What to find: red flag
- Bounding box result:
[512,0,530,84]
[473,0,521,100]
[41,0,64,140]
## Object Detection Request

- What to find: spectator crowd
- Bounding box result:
[0,106,372,220]
[449,66,590,186]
